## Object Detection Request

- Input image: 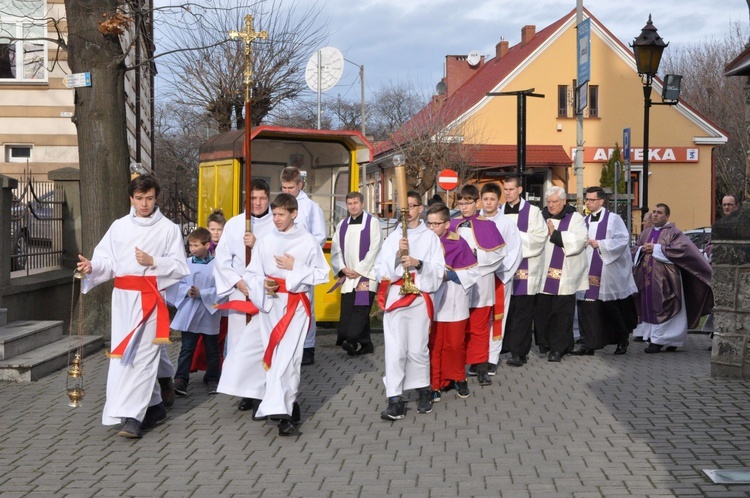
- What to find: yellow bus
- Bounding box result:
[198,125,373,322]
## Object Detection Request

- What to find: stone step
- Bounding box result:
[0,321,64,360]
[0,335,103,382]
[0,308,6,326]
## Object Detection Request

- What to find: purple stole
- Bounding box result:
[542,212,573,295]
[333,213,373,305]
[583,210,610,300]
[641,228,662,323]
[513,202,531,295]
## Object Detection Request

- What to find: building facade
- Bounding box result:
[0,0,154,180]
[374,8,727,232]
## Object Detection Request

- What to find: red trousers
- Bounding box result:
[429,319,468,390]
[190,316,228,372]
[465,306,491,364]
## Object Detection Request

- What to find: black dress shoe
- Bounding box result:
[301,347,315,365]
[548,351,562,362]
[614,343,628,355]
[356,343,374,356]
[476,363,492,386]
[506,355,525,367]
[278,419,302,436]
[238,398,254,411]
[341,341,357,356]
[644,343,663,354]
[291,402,301,424]
[571,347,595,356]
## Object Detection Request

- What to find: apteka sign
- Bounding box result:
[572,147,699,163]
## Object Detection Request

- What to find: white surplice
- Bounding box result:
[330,211,382,294]
[482,210,523,361]
[168,257,221,334]
[500,199,548,295]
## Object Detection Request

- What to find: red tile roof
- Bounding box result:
[468,145,571,169]
[375,9,574,157]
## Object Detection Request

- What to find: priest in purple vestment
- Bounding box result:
[632,203,713,352]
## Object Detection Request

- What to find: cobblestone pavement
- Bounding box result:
[1,331,749,497]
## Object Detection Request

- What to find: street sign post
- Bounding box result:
[623,127,632,238]
[437,169,459,191]
[63,72,91,89]
[623,127,631,163]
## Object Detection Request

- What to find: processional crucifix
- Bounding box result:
[229,14,267,264]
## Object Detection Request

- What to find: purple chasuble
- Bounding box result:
[513,202,531,295]
[338,213,373,306]
[584,210,610,300]
[542,212,573,295]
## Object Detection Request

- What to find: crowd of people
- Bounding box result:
[75,170,716,439]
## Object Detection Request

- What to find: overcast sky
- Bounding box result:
[312,0,749,101]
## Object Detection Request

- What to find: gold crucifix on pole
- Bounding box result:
[229,14,268,103]
[228,14,268,266]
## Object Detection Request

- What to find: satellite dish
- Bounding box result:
[467,50,481,67]
[436,81,447,95]
[305,46,344,92]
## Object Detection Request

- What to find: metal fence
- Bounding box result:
[10,174,64,275]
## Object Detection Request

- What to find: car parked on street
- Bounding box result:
[685,227,712,260]
[10,190,59,271]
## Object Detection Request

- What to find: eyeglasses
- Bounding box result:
[456,201,476,206]
[407,204,421,209]
[425,221,448,227]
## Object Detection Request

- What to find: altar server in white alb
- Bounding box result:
[213,179,274,351]
[168,228,223,396]
[479,182,523,372]
[376,191,445,421]
[237,193,330,436]
[214,178,275,413]
[500,176,548,367]
[572,187,638,357]
[280,166,327,366]
[76,175,189,439]
[330,191,383,356]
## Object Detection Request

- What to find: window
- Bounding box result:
[558,81,599,118]
[557,85,568,117]
[0,0,46,82]
[5,144,32,162]
[589,85,599,117]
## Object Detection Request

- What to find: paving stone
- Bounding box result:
[1,332,749,496]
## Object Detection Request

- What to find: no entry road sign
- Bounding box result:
[437,169,459,191]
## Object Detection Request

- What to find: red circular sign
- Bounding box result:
[437,169,459,191]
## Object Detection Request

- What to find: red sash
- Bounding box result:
[215,299,260,316]
[492,275,505,340]
[263,277,311,370]
[377,274,434,321]
[108,276,170,360]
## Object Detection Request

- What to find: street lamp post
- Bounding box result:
[631,15,667,215]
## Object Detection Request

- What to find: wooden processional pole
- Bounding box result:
[229,14,268,265]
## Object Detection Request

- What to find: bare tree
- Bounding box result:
[157,0,328,132]
[661,23,748,216]
[153,102,214,223]
[388,94,486,198]
[368,81,426,141]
